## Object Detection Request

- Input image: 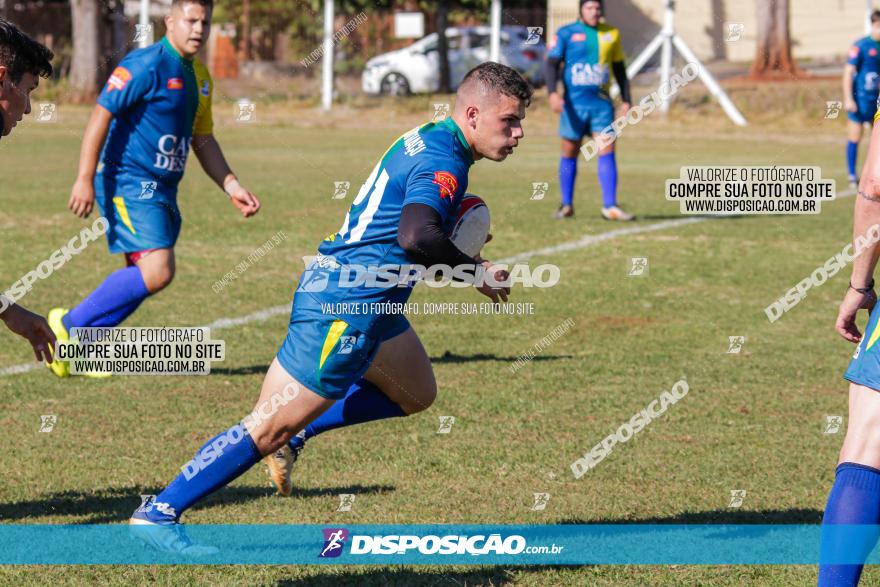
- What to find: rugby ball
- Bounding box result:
[450,194,490,258]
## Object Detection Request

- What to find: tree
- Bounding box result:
[750,0,802,78]
[70,0,100,101]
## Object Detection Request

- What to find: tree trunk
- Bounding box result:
[436,0,450,93]
[750,0,803,78]
[70,0,100,102]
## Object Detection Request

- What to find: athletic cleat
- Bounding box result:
[601,206,635,222]
[46,308,70,378]
[554,204,574,219]
[264,434,305,496]
[129,508,218,556]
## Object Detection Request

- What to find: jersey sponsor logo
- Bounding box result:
[107,66,132,92]
[167,77,184,90]
[851,45,860,59]
[866,72,879,92]
[403,126,426,156]
[154,134,191,172]
[871,48,878,57]
[432,171,458,200]
[571,33,586,42]
[570,62,609,86]
[200,79,210,97]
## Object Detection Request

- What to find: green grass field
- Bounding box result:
[0,80,872,585]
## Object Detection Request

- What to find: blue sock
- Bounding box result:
[598,152,618,208]
[819,462,880,586]
[559,156,577,207]
[847,141,859,178]
[146,423,262,523]
[62,266,149,331]
[289,378,405,450]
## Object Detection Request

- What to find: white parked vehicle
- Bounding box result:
[362,25,545,96]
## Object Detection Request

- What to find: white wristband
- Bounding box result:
[223,177,242,198]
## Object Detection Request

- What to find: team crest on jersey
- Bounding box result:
[200,80,210,97]
[432,171,458,199]
[871,48,878,57]
[107,67,132,92]
[167,77,183,90]
[851,45,861,59]
[602,32,614,42]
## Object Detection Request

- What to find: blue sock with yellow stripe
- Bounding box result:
[62,266,149,331]
[289,378,405,450]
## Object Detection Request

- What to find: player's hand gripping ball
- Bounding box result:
[449,194,490,258]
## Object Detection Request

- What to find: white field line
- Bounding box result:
[1,188,855,377]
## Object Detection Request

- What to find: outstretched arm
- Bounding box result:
[192,134,261,218]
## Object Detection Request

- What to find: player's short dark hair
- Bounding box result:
[0,18,53,83]
[872,10,880,24]
[580,0,603,9]
[171,0,214,10]
[460,62,533,107]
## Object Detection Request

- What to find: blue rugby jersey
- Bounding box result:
[96,37,214,199]
[848,36,880,101]
[548,21,625,103]
[301,117,475,334]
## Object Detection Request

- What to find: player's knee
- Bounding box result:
[399,379,437,415]
[598,141,615,156]
[144,265,175,293]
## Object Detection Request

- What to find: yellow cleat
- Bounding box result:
[46,308,70,378]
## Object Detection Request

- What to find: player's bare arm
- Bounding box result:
[68,104,112,218]
[192,133,261,218]
[837,124,880,342]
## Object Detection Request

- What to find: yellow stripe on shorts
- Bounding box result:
[319,319,348,370]
[112,197,137,234]
[866,320,880,352]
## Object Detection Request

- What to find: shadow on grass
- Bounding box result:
[430,351,573,364]
[211,365,268,376]
[0,483,395,524]
[276,566,570,586]
[560,508,823,524]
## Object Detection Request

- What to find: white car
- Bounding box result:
[362,26,545,96]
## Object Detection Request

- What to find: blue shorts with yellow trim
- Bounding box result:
[560,93,615,140]
[95,174,181,254]
[844,308,880,389]
[276,291,384,400]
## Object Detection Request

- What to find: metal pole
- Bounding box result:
[658,0,674,113]
[139,0,152,48]
[321,0,334,111]
[490,0,502,63]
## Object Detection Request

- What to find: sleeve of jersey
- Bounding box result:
[97,54,154,115]
[403,157,467,221]
[848,44,862,67]
[547,31,566,61]
[193,62,214,135]
[612,33,626,63]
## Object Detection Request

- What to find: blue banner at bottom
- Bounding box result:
[0,524,878,565]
